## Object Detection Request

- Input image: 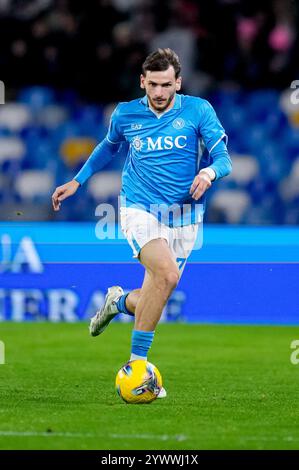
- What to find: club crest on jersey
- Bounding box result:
[172,118,185,129]
[132,136,143,151]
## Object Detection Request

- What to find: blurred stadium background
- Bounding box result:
[1,0,299,224]
[2,0,299,454]
[0,0,299,323]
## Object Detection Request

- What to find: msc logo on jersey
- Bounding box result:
[132,135,187,152]
[147,135,187,150]
[172,118,185,129]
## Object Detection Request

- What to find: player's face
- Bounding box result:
[140,66,182,112]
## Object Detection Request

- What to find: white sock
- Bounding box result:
[130,353,147,361]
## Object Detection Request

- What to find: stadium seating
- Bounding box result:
[15,170,54,202]
[88,171,122,213]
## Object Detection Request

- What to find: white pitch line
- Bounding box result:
[0,431,94,438]
[238,435,299,442]
[110,433,187,442]
[0,431,187,441]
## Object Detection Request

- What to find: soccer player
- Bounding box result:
[52,48,232,398]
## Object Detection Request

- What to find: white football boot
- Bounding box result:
[89,286,124,336]
[157,387,167,399]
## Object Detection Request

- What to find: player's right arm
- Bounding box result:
[51,105,125,211]
[52,179,80,211]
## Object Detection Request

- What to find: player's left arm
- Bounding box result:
[190,100,232,200]
[190,139,231,200]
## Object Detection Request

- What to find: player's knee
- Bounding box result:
[154,268,179,293]
[164,270,180,291]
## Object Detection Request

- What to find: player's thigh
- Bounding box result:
[139,238,179,278]
[172,224,199,276]
[120,207,169,259]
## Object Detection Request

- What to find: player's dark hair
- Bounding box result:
[142,48,181,78]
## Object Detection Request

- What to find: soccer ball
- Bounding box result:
[115,360,162,404]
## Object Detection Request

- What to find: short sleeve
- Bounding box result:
[106,105,126,144]
[198,100,227,153]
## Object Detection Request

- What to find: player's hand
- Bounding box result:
[52,180,80,211]
[189,171,212,200]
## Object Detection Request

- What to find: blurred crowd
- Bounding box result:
[1,0,298,101]
[0,0,299,225]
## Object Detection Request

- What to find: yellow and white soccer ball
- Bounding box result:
[115,360,162,404]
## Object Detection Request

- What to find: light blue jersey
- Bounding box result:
[75,93,232,227]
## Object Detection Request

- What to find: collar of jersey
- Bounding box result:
[140,93,182,112]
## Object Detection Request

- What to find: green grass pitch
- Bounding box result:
[0,322,299,450]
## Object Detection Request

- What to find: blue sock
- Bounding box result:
[116,294,134,316]
[130,330,155,361]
